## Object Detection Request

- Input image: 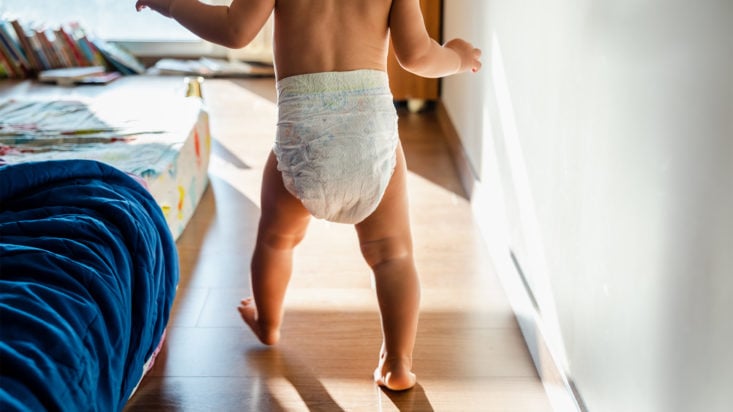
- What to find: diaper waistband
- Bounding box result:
[277,70,390,96]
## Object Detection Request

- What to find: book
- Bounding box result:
[51,30,74,67]
[35,30,62,69]
[80,36,106,67]
[0,19,146,81]
[38,66,106,85]
[67,22,98,66]
[0,48,16,77]
[152,57,274,77]
[0,21,31,74]
[28,31,51,70]
[0,35,21,77]
[56,26,87,67]
[10,19,41,73]
[75,71,121,85]
[91,38,145,75]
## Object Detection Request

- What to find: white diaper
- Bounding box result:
[274,70,399,224]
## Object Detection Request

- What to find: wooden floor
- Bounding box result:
[123,78,553,412]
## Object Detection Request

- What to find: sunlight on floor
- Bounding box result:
[121,77,554,411]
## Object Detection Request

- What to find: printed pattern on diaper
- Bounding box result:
[275,70,399,224]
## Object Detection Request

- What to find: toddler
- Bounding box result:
[136,0,481,391]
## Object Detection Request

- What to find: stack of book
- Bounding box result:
[151,57,275,78]
[0,18,145,81]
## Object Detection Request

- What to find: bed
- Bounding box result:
[0,80,210,410]
[0,159,178,411]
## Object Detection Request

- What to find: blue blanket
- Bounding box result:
[0,160,179,411]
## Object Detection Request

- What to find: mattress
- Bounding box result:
[0,92,210,240]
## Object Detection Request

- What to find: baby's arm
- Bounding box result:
[389,0,481,77]
[135,0,274,49]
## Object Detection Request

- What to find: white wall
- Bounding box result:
[442,1,733,411]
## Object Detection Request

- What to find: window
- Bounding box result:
[1,0,201,41]
[1,0,273,62]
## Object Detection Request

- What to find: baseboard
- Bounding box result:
[501,252,585,412]
[434,102,584,412]
[435,101,476,199]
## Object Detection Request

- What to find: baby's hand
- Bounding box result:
[445,39,482,74]
[135,0,174,17]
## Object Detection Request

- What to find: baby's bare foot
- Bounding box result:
[238,298,280,345]
[373,352,416,391]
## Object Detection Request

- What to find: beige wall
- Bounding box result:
[442,1,733,411]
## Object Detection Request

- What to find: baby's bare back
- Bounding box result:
[273,0,393,79]
[136,0,478,80]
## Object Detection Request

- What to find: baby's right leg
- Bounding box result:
[239,150,311,345]
[356,143,420,391]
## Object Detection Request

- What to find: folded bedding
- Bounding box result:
[0,159,179,411]
[0,97,212,241]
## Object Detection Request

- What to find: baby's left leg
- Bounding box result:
[239,150,311,345]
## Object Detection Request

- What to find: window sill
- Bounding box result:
[114,40,272,64]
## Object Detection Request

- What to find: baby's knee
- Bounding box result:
[359,236,411,269]
[259,230,306,251]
